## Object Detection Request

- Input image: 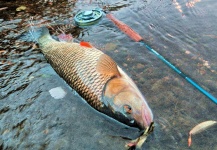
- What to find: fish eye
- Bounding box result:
[123,104,132,114]
[130,120,134,124]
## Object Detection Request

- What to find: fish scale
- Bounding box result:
[42,41,112,110]
[37,27,153,130]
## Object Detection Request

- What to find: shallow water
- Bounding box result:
[1,0,217,149]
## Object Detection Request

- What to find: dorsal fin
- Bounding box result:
[96,54,121,77]
[80,41,93,48]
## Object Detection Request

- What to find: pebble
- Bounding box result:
[49,87,67,99]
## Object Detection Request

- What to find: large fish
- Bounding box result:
[36,27,153,130]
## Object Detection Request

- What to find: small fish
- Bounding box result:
[33,27,153,130]
[188,120,217,147]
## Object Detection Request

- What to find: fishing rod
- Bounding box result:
[73,8,217,105]
[106,14,217,105]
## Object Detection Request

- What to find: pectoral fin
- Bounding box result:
[96,54,121,78]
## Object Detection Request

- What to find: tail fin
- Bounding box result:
[39,27,50,38]
[28,26,51,43]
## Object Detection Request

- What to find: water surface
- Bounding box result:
[0,0,217,149]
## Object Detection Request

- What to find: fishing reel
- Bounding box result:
[74,8,103,26]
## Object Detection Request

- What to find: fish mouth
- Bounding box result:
[141,104,153,129]
[139,121,155,135]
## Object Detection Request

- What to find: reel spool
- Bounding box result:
[74,9,103,26]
